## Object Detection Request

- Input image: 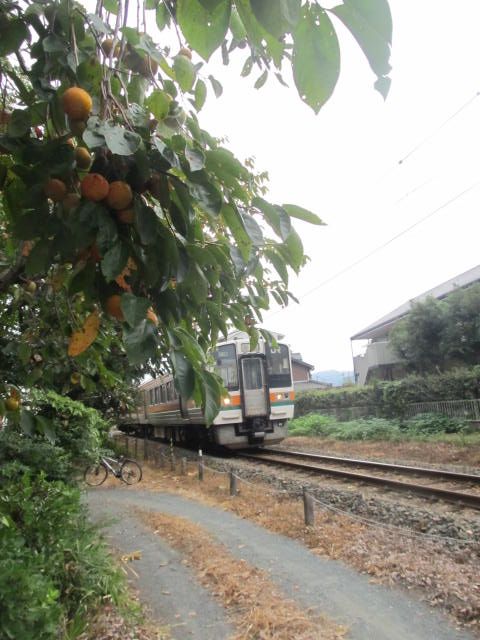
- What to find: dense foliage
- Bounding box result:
[295,365,480,419]
[0,471,126,640]
[390,284,480,374]
[288,412,469,441]
[0,0,392,424]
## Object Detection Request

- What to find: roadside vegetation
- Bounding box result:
[0,395,132,640]
[287,412,480,444]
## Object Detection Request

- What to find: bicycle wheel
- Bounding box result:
[120,459,142,485]
[84,463,108,486]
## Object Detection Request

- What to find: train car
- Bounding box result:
[120,330,295,449]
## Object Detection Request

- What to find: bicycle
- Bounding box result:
[84,455,142,486]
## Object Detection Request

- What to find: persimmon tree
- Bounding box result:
[0,0,392,427]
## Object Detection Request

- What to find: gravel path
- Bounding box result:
[86,488,476,640]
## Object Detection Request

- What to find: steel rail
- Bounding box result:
[260,447,480,483]
[238,452,480,511]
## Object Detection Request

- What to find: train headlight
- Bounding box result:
[276,393,283,400]
[223,397,231,406]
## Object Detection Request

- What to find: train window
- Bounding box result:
[149,389,154,405]
[266,344,292,388]
[213,344,239,391]
[154,387,160,404]
[242,358,264,389]
[160,385,166,403]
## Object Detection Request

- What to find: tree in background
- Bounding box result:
[390,285,480,374]
[390,297,447,374]
[441,283,480,366]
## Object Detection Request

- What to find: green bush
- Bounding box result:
[289,415,402,441]
[295,366,480,419]
[287,411,472,442]
[0,470,126,639]
[0,430,72,480]
[30,389,109,462]
[403,412,468,435]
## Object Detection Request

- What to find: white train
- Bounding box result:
[120,331,295,449]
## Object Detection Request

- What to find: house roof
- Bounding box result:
[291,353,315,370]
[351,263,480,341]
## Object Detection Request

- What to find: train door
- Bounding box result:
[240,356,268,417]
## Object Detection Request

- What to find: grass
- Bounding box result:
[287,412,480,445]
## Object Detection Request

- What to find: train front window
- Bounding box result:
[266,344,292,388]
[213,344,239,391]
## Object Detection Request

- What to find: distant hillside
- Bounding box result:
[313,370,354,387]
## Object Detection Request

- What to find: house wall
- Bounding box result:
[292,362,312,382]
[353,340,402,385]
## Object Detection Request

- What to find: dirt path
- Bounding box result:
[86,487,476,640]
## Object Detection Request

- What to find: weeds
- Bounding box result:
[287,412,475,443]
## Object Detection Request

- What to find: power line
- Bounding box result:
[398,91,480,165]
[376,90,480,184]
[266,180,480,318]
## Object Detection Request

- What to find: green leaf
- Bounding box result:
[185,146,205,172]
[8,109,31,137]
[208,74,223,97]
[249,0,292,38]
[236,0,284,66]
[18,342,31,366]
[292,6,340,113]
[284,227,304,271]
[135,200,159,245]
[121,293,151,328]
[374,75,391,99]
[254,69,268,89]
[25,240,52,277]
[156,4,170,30]
[146,89,172,120]
[42,34,66,52]
[0,18,29,56]
[177,0,231,61]
[194,79,207,110]
[124,320,158,364]
[282,204,324,225]
[88,13,112,34]
[20,409,36,436]
[171,349,195,398]
[173,53,196,92]
[241,56,254,77]
[189,181,223,216]
[265,247,289,284]
[36,415,56,443]
[222,203,252,261]
[331,0,392,97]
[101,242,129,281]
[102,124,142,156]
[242,212,263,247]
[104,0,119,13]
[199,369,222,425]
[230,7,247,40]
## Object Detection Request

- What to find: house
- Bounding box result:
[291,353,332,392]
[351,264,480,385]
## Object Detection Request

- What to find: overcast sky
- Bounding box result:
[192,1,480,372]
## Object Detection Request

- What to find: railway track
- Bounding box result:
[237,448,480,511]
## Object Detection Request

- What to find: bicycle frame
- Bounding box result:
[101,456,122,476]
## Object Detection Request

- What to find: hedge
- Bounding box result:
[295,366,480,419]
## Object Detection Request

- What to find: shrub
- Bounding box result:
[294,366,480,419]
[0,470,126,639]
[403,412,468,435]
